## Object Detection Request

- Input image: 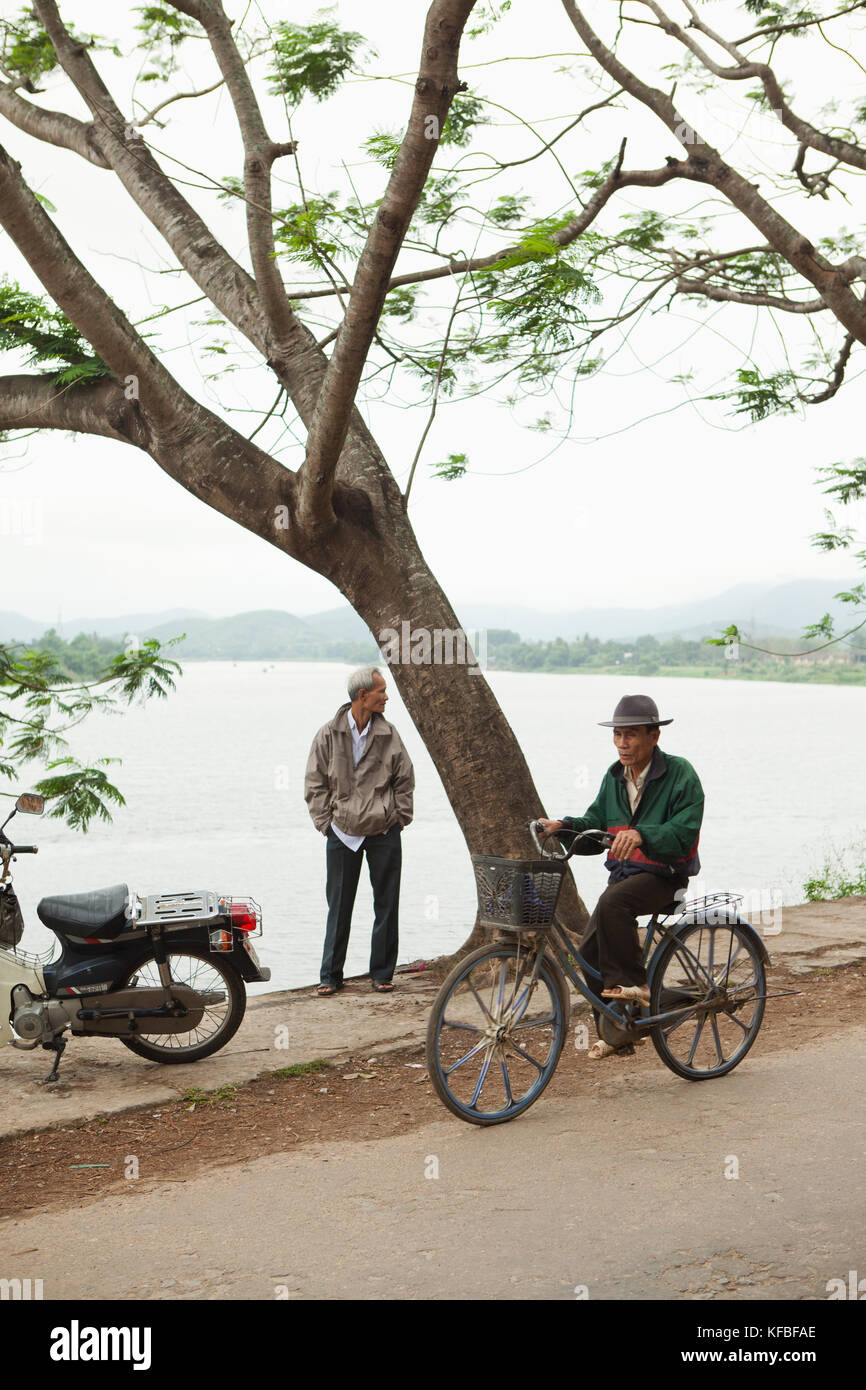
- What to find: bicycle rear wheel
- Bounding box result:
[649,922,765,1080]
[425,941,569,1126]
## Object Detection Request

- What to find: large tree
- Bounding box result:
[1,1,865,931]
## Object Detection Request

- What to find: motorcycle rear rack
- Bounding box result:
[132,890,222,929]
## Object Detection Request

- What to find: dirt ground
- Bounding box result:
[2,955,863,1222]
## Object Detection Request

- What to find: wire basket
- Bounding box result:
[472,854,567,930]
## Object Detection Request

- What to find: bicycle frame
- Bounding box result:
[544,917,702,1033]
[516,824,753,1034]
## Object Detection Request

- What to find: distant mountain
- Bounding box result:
[4,578,858,656]
[142,609,377,661]
[0,612,45,643]
[308,579,860,644]
[0,609,207,643]
[303,607,375,642]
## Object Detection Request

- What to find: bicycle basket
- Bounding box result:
[472,854,567,930]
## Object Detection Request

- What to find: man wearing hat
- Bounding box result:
[539,694,704,1059]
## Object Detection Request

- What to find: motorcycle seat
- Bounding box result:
[37,883,130,939]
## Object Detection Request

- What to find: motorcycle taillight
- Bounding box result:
[227,900,258,931]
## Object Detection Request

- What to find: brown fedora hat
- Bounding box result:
[598,694,673,728]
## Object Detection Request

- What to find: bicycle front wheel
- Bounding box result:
[425,941,569,1126]
[649,922,765,1080]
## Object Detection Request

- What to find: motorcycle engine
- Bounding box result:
[11,987,70,1041]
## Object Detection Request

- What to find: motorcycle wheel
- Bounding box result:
[118,946,246,1063]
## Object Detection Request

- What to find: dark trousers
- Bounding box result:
[321,825,402,986]
[581,872,686,1011]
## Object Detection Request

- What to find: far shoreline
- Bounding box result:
[176,657,866,688]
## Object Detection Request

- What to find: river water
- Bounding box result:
[11,662,865,992]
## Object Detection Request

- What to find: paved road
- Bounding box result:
[2,1024,864,1300]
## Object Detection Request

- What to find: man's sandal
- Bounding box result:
[588,1038,646,1060]
[371,980,395,993]
[588,1039,627,1060]
[601,985,651,1006]
[317,982,343,996]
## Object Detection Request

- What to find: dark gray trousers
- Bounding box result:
[580,871,686,994]
[320,824,402,986]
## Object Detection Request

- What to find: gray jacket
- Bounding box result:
[304,704,415,837]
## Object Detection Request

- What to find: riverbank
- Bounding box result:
[2,895,865,1143]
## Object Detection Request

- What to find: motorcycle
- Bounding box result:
[0,792,270,1082]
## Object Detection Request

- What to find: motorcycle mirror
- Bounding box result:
[15,792,45,815]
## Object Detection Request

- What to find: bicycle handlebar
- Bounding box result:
[529,820,612,860]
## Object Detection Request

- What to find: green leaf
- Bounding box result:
[133,5,199,83]
[802,613,834,640]
[467,0,512,39]
[381,286,419,322]
[440,92,486,148]
[0,8,59,85]
[35,758,126,833]
[0,279,109,385]
[818,458,866,505]
[364,130,401,170]
[432,452,468,482]
[712,367,796,422]
[268,10,371,103]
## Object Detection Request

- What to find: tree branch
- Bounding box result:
[801,331,856,403]
[132,76,225,129]
[299,0,480,532]
[0,139,300,555]
[675,279,829,313]
[0,373,149,446]
[561,2,866,348]
[280,152,692,303]
[28,0,281,367]
[0,141,184,420]
[0,80,109,166]
[736,1,866,45]
[636,0,866,173]
[166,0,299,346]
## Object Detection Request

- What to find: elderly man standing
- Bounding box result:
[305,666,415,996]
[539,694,704,1059]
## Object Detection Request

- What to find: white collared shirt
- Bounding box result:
[624,758,652,814]
[330,710,370,852]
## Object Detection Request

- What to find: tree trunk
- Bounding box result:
[305,482,590,951]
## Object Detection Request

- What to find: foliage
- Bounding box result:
[441,92,486,147]
[0,281,109,385]
[713,368,797,422]
[0,633,183,831]
[134,5,199,83]
[268,10,370,103]
[803,843,866,901]
[272,1059,330,1077]
[431,452,468,482]
[0,8,117,89]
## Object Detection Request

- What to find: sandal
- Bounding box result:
[317,982,343,996]
[601,984,650,1006]
[588,1039,624,1060]
[371,980,394,993]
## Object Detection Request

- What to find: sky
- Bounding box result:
[1,0,864,623]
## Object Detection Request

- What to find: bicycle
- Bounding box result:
[425,822,772,1125]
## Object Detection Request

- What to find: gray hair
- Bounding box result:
[347,665,382,701]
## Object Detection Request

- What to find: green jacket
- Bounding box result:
[563,747,704,882]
